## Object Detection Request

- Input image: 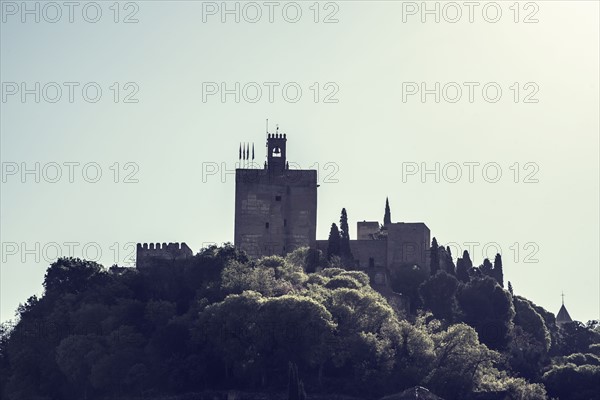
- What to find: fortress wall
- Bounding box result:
[315,239,387,270]
[136,242,193,268]
[350,239,388,269]
[235,169,317,258]
[357,221,380,240]
[386,223,430,270]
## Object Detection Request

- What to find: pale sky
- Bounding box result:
[1,1,598,323]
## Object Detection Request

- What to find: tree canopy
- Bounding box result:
[0,245,595,400]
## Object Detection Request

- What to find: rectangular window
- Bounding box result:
[265,222,269,229]
[284,219,287,227]
[275,195,282,201]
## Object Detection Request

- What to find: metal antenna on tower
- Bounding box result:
[246,142,249,168]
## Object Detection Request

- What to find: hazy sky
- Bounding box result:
[1,1,598,323]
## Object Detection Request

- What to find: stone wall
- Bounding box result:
[349,239,388,269]
[357,221,380,240]
[234,169,317,259]
[136,242,193,268]
[386,223,430,271]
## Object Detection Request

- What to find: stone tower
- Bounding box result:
[234,130,317,258]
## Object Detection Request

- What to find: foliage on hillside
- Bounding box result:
[1,245,598,400]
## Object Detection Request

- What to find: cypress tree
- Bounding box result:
[456,258,470,283]
[458,250,474,280]
[508,281,513,296]
[430,237,439,275]
[494,253,504,287]
[339,209,353,266]
[442,247,456,275]
[327,223,341,260]
[383,197,391,226]
[339,209,350,253]
[463,250,473,270]
[481,258,493,277]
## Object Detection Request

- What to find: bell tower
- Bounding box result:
[235,127,317,258]
[267,129,287,172]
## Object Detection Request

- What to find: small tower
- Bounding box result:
[556,292,573,327]
[267,129,287,172]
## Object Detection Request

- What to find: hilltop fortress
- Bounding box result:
[136,129,431,294]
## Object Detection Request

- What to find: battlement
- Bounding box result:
[137,242,191,251]
[136,242,193,268]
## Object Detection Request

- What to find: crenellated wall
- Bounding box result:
[136,242,193,268]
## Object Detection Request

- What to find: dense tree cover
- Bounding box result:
[458,276,515,350]
[0,244,598,400]
[419,272,459,323]
[389,264,428,314]
[543,360,600,400]
[540,321,600,399]
[509,296,552,380]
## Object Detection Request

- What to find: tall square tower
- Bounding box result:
[234,132,317,259]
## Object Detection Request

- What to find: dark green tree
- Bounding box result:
[383,197,391,226]
[430,238,439,276]
[440,246,455,275]
[457,276,515,350]
[55,335,104,400]
[456,256,470,284]
[327,223,341,260]
[481,258,493,277]
[508,281,514,296]
[463,250,473,268]
[44,257,105,294]
[509,296,552,379]
[287,362,306,400]
[557,321,600,356]
[493,253,504,288]
[389,264,428,314]
[339,209,349,244]
[543,363,600,400]
[339,208,353,266]
[426,324,501,399]
[419,271,460,322]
